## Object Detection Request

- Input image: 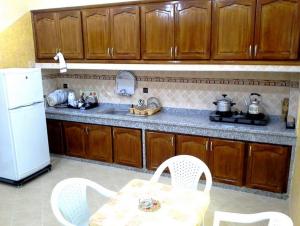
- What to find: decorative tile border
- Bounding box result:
[43,73,299,88]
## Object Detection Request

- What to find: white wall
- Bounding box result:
[0,0,29,32]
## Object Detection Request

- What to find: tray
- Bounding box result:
[129,106,161,116]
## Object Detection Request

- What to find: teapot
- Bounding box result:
[248,93,263,115]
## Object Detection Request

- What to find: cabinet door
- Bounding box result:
[33,12,60,59]
[175,0,211,59]
[146,131,175,170]
[110,6,140,59]
[254,0,300,59]
[141,3,174,59]
[57,10,84,59]
[113,127,142,168]
[176,135,209,165]
[63,122,86,158]
[246,143,290,193]
[210,139,245,186]
[46,119,64,154]
[212,0,256,59]
[85,125,113,162]
[82,8,110,59]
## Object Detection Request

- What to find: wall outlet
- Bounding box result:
[80,90,98,98]
[63,83,68,89]
[143,87,148,94]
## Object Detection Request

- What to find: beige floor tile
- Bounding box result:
[0,156,290,226]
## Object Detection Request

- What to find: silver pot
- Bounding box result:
[213,94,235,112]
[248,93,262,115]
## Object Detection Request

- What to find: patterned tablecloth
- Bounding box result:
[89,179,210,226]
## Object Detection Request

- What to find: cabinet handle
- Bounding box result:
[171,136,174,146]
[254,45,258,57]
[107,48,110,57]
[210,141,213,151]
[170,47,173,57]
[249,45,252,56]
[205,140,209,151]
[249,146,252,157]
[111,48,114,56]
[175,46,178,57]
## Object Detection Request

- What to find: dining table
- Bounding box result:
[89,179,210,226]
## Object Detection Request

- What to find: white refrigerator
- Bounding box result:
[0,68,51,185]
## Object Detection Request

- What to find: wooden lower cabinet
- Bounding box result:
[146,131,175,170]
[113,127,142,168]
[63,122,113,162]
[176,134,209,165]
[210,138,245,186]
[63,122,86,158]
[85,125,113,162]
[246,143,290,193]
[46,119,65,154]
[54,119,292,193]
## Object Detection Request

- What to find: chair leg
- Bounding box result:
[200,213,205,226]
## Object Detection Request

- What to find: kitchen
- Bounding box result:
[1,0,300,225]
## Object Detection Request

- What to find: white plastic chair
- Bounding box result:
[150,155,212,193]
[213,211,293,226]
[51,178,117,226]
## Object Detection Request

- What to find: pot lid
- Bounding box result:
[216,94,232,103]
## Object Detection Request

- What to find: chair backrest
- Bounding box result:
[150,155,212,193]
[213,211,293,226]
[51,178,117,226]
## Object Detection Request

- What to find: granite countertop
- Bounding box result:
[46,104,296,144]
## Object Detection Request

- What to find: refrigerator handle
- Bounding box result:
[9,101,43,110]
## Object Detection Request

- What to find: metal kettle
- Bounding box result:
[248,93,262,115]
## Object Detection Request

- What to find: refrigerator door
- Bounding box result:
[9,102,50,180]
[4,69,43,110]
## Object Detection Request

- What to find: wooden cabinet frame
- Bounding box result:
[49,119,291,193]
[32,0,300,63]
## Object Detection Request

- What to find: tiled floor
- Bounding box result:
[0,156,289,226]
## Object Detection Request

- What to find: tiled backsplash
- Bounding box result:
[42,70,300,118]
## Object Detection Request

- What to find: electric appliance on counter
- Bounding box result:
[210,93,269,126]
[0,68,51,186]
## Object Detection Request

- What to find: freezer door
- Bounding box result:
[9,102,50,180]
[4,69,44,110]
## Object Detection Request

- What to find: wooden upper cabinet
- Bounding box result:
[110,6,140,59]
[63,122,86,158]
[57,10,84,59]
[175,0,211,59]
[141,3,174,59]
[210,138,245,186]
[146,131,175,170]
[254,0,300,59]
[212,0,256,59]
[176,135,209,165]
[33,12,60,59]
[113,127,142,168]
[85,125,113,162]
[246,143,290,193]
[82,8,110,59]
